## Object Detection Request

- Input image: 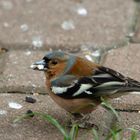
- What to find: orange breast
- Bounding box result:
[46,79,100,114]
[45,57,101,113]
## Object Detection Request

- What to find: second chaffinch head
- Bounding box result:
[31,51,140,124]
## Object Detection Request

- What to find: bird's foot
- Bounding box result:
[77,121,98,129]
[68,113,98,130]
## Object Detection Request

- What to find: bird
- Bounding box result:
[30,51,140,128]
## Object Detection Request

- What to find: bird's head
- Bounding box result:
[30,51,76,79]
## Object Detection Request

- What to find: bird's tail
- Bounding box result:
[124,77,140,92]
[93,77,140,98]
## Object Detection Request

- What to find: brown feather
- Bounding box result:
[46,79,101,114]
[45,56,101,113]
[69,57,100,77]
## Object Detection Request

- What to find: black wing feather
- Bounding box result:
[51,66,140,99]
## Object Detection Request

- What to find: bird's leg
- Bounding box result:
[72,113,83,119]
[68,113,98,129]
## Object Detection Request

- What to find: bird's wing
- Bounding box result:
[51,66,140,99]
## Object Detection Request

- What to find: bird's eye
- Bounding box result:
[51,59,58,65]
[43,57,50,63]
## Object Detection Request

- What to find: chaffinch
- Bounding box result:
[31,51,140,127]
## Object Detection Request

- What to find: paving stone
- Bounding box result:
[117,112,140,139]
[0,50,46,93]
[103,44,140,110]
[130,3,140,43]
[104,44,140,79]
[111,94,140,111]
[0,93,113,140]
[0,51,7,74]
[0,0,134,50]
[0,49,101,93]
[0,94,67,140]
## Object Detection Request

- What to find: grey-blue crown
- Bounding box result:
[44,51,65,59]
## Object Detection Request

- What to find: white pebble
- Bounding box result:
[9,102,22,109]
[3,22,9,27]
[32,36,43,48]
[128,32,134,37]
[0,109,7,115]
[61,20,75,30]
[25,51,31,55]
[20,24,29,32]
[77,7,87,16]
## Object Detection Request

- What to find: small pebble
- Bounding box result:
[9,102,22,109]
[77,7,87,16]
[0,110,7,115]
[26,110,34,117]
[0,47,8,53]
[25,50,31,56]
[3,22,9,27]
[33,93,39,96]
[61,20,75,30]
[32,36,43,48]
[20,24,29,32]
[25,96,36,103]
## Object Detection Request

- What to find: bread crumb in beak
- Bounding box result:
[30,64,44,70]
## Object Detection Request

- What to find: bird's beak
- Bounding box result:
[30,60,47,71]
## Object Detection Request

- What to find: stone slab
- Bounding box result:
[0,50,46,93]
[130,3,140,43]
[104,44,140,80]
[117,112,140,139]
[111,94,140,111]
[104,44,140,110]
[0,49,102,93]
[0,93,113,140]
[0,0,134,50]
